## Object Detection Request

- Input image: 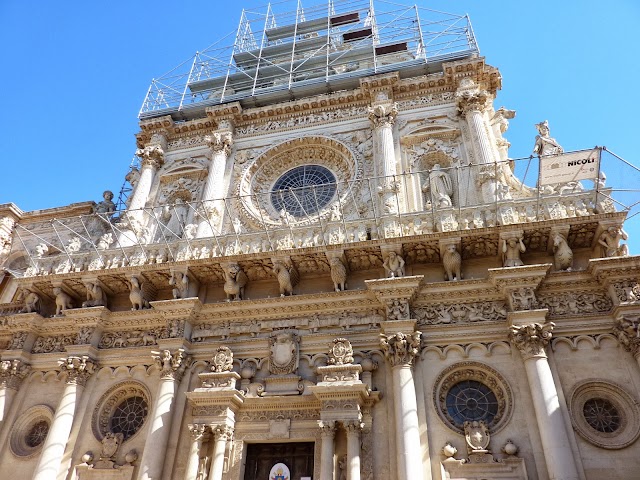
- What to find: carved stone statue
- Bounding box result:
[383,251,405,278]
[129,275,150,310]
[19,288,41,314]
[169,271,189,299]
[272,260,299,297]
[53,287,74,315]
[96,233,114,250]
[162,198,189,238]
[329,257,347,291]
[442,244,462,281]
[502,236,526,267]
[82,281,107,308]
[94,190,116,217]
[223,263,249,301]
[422,164,453,208]
[34,243,49,258]
[598,226,629,258]
[552,233,573,271]
[533,120,563,156]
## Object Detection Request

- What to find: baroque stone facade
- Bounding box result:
[0,2,639,480]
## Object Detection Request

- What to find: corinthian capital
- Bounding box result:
[58,355,96,386]
[455,80,490,117]
[368,103,398,128]
[509,322,554,359]
[136,143,165,169]
[0,359,30,389]
[380,331,422,366]
[188,423,208,442]
[211,424,234,441]
[613,315,640,357]
[205,131,234,156]
[152,348,189,381]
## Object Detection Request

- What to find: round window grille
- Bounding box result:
[110,396,149,440]
[583,398,621,434]
[445,380,499,427]
[570,380,640,449]
[271,165,336,218]
[25,421,49,448]
[433,362,513,434]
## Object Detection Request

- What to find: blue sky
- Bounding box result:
[1,1,638,248]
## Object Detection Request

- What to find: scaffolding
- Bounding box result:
[139,0,478,120]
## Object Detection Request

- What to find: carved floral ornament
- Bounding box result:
[237,136,361,227]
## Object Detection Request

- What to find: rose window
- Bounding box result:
[583,398,621,433]
[25,421,49,448]
[109,396,148,440]
[445,380,499,427]
[271,165,337,218]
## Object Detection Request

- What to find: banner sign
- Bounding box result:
[539,148,601,186]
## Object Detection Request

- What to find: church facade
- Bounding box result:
[0,2,639,480]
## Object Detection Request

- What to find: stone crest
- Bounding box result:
[464,420,490,453]
[328,338,354,366]
[211,346,234,373]
[268,332,299,375]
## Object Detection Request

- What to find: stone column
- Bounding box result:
[380,332,424,480]
[319,421,336,480]
[32,356,96,480]
[183,424,207,480]
[119,137,166,247]
[207,425,233,480]
[137,349,188,480]
[368,103,400,217]
[345,420,362,480]
[196,131,234,238]
[510,320,580,480]
[0,359,30,427]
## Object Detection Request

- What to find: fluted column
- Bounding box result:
[32,356,96,480]
[510,321,579,480]
[345,421,362,480]
[207,425,233,480]
[196,131,233,238]
[183,424,207,480]
[119,139,165,246]
[137,349,188,480]
[380,332,424,480]
[0,359,30,427]
[368,103,399,216]
[319,421,336,480]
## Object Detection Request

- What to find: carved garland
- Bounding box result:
[433,361,513,435]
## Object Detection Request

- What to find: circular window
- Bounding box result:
[110,396,149,440]
[434,362,513,434]
[446,380,499,427]
[10,405,53,457]
[271,165,337,218]
[93,382,151,442]
[570,380,640,449]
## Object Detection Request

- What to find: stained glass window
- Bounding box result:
[271,165,337,218]
[445,380,499,427]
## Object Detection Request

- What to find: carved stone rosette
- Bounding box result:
[211,346,234,373]
[509,322,555,359]
[328,338,354,366]
[380,331,422,366]
[152,348,189,381]
[0,359,30,389]
[58,355,96,386]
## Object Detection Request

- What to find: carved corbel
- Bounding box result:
[51,281,78,316]
[168,267,198,299]
[439,237,462,281]
[325,251,348,292]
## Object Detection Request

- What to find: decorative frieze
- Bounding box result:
[414,301,507,326]
[537,291,612,316]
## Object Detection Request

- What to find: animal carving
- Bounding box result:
[272,260,299,297]
[53,287,74,315]
[442,244,462,281]
[169,272,189,299]
[129,276,150,310]
[329,257,347,292]
[223,263,249,301]
[19,288,41,314]
[552,233,573,271]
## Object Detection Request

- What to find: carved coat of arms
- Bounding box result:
[464,420,490,452]
[268,332,299,375]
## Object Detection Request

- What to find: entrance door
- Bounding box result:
[243,442,314,480]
